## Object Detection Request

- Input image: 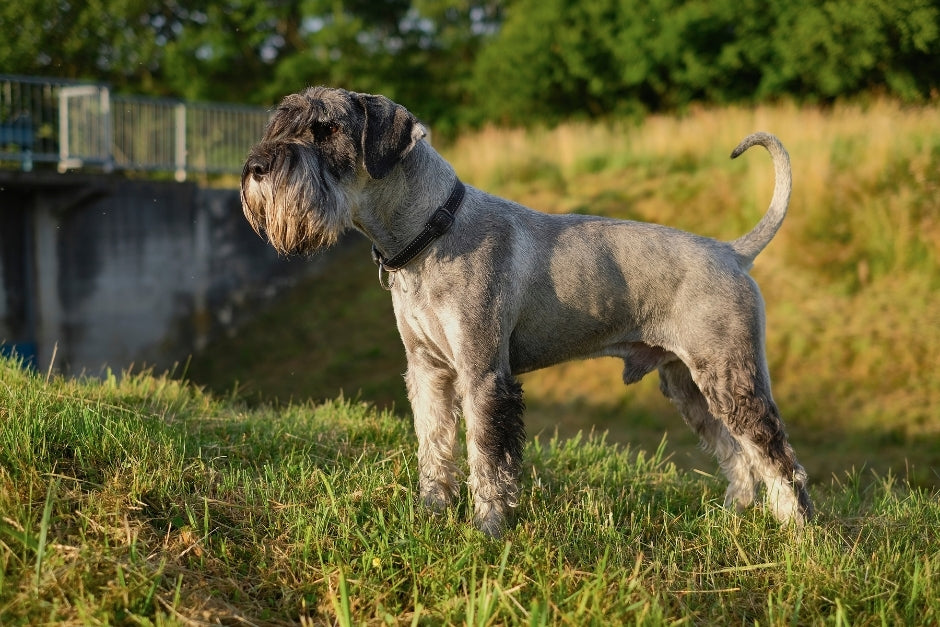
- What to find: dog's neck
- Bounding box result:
[353,140,460,260]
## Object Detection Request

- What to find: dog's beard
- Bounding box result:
[241,147,352,256]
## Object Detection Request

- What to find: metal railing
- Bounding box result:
[1,74,271,181]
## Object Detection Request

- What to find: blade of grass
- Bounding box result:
[33,477,57,591]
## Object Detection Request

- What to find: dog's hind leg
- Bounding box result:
[689,355,813,525]
[658,359,757,510]
[405,356,462,513]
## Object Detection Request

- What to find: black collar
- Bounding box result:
[371,178,466,281]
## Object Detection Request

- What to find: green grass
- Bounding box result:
[2,355,939,624]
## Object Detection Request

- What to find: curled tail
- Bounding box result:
[729,132,792,264]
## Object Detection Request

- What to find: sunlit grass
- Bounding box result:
[2,355,939,624]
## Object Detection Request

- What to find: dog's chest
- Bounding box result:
[390,283,461,363]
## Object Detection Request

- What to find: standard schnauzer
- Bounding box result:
[241,86,813,537]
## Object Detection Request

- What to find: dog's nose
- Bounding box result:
[246,155,270,179]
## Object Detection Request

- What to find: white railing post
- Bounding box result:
[57,84,111,172]
[57,89,70,173]
[101,86,113,173]
[175,102,187,182]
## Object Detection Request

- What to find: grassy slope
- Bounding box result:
[187,100,940,487]
[1,356,938,625]
[187,237,409,410]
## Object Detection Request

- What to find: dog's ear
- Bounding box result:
[357,93,426,179]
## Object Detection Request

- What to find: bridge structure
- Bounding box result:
[0,75,322,376]
[1,74,272,180]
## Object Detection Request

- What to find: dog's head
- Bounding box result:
[241,86,426,255]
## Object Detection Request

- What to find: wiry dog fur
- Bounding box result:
[242,86,813,537]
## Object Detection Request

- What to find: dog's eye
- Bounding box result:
[311,121,339,143]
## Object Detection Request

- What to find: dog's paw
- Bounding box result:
[723,478,756,511]
[419,485,454,514]
[472,499,516,538]
[763,476,814,526]
[473,511,507,539]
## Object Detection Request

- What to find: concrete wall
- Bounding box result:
[0,171,318,374]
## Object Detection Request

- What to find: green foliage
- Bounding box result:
[1,355,939,624]
[0,0,171,94]
[473,0,608,123]
[767,0,940,101]
[0,0,505,131]
[473,0,940,124]
[2,1,938,128]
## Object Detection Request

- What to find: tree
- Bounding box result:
[767,0,940,102]
[0,0,505,130]
[0,0,172,94]
[2,0,937,128]
[470,0,940,124]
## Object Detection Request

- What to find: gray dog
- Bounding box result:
[241,86,813,537]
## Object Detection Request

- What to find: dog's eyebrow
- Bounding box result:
[274,94,309,118]
[267,99,333,139]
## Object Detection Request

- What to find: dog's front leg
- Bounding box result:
[460,370,526,537]
[405,354,461,512]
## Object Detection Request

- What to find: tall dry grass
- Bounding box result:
[440,100,940,483]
